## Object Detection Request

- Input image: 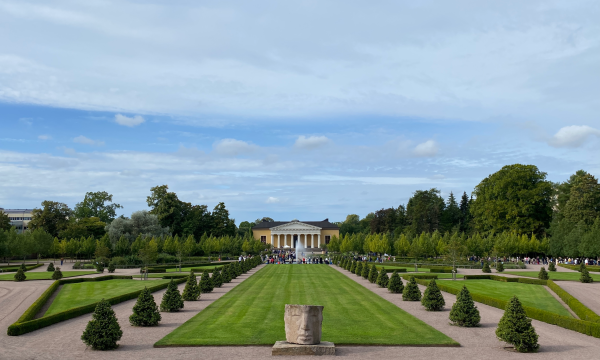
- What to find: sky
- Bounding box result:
[1,0,599,224]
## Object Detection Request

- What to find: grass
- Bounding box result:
[0,271,96,281]
[437,280,572,317]
[504,271,600,282]
[165,265,220,273]
[155,265,457,346]
[45,279,170,316]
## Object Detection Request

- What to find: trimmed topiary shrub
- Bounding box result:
[538,266,549,280]
[449,285,480,327]
[182,271,201,301]
[496,296,539,353]
[579,262,586,273]
[548,262,556,272]
[160,280,184,312]
[107,263,116,273]
[212,268,223,288]
[81,299,123,350]
[14,268,27,282]
[388,271,404,293]
[361,262,369,279]
[200,270,214,293]
[20,263,27,271]
[580,268,593,283]
[350,261,356,274]
[96,263,104,273]
[496,262,504,273]
[402,276,421,301]
[47,263,55,272]
[355,262,363,276]
[421,279,445,311]
[52,267,63,280]
[376,268,389,288]
[368,264,379,284]
[129,287,161,326]
[482,262,491,273]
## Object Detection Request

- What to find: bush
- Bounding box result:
[361,262,369,279]
[81,299,123,350]
[355,262,363,277]
[579,262,586,273]
[349,261,356,274]
[212,268,223,288]
[482,262,491,273]
[388,271,404,293]
[449,285,480,327]
[14,268,26,282]
[96,263,104,273]
[47,263,55,272]
[110,257,127,266]
[200,270,214,293]
[129,287,161,326]
[402,276,421,301]
[548,262,556,272]
[20,263,27,271]
[52,267,63,280]
[182,271,201,301]
[580,268,593,283]
[496,262,504,273]
[107,263,116,273]
[538,267,549,280]
[368,264,379,284]
[496,296,539,352]
[376,268,389,288]
[160,280,184,312]
[72,262,82,269]
[421,279,445,311]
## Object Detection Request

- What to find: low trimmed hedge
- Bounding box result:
[375,267,407,273]
[144,262,211,270]
[463,275,547,285]
[402,274,438,280]
[0,263,45,273]
[162,275,189,279]
[145,268,167,273]
[547,280,600,323]
[7,275,185,336]
[559,264,600,272]
[428,267,453,273]
[190,267,223,273]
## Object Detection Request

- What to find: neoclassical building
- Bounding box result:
[252,219,339,249]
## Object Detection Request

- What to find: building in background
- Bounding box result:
[0,208,33,233]
[252,219,339,251]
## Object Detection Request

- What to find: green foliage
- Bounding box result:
[496,296,539,352]
[29,200,72,238]
[538,267,549,280]
[361,262,369,279]
[406,188,445,234]
[81,299,123,350]
[580,268,593,283]
[421,279,445,311]
[376,268,389,288]
[14,268,26,282]
[368,264,379,283]
[579,262,586,273]
[182,271,201,301]
[51,267,63,280]
[107,262,116,273]
[481,262,491,273]
[547,280,600,322]
[496,261,504,272]
[387,271,404,293]
[47,263,55,272]
[129,287,161,326]
[20,263,27,271]
[160,280,184,312]
[96,263,104,273]
[548,262,556,271]
[349,261,356,274]
[74,191,122,224]
[355,262,363,276]
[212,268,223,288]
[200,270,214,293]
[402,277,422,301]
[449,286,480,327]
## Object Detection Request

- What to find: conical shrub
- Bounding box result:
[376,268,389,288]
[496,261,504,272]
[579,262,586,273]
[388,271,404,293]
[14,268,26,282]
[361,262,369,279]
[449,285,480,327]
[496,296,539,352]
[421,279,445,311]
[212,268,223,288]
[129,287,161,326]
[47,263,55,272]
[368,265,379,283]
[350,261,356,274]
[548,262,556,271]
[160,280,184,312]
[482,262,491,273]
[402,276,421,301]
[580,268,593,283]
[96,263,104,273]
[20,263,27,271]
[200,270,214,293]
[182,271,201,301]
[537,266,549,280]
[52,267,63,280]
[355,262,363,277]
[107,262,116,273]
[81,299,123,350]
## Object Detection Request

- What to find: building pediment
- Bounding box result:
[270,221,322,233]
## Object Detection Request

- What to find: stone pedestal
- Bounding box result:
[272,341,335,356]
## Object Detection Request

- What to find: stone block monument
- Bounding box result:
[272,304,335,356]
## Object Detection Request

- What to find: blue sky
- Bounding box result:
[1,1,599,223]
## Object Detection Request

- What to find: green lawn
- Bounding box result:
[438,280,572,317]
[0,271,96,281]
[156,265,457,346]
[504,271,600,282]
[45,279,170,316]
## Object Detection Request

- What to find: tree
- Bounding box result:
[449,285,480,327]
[182,271,201,301]
[537,267,549,280]
[387,271,404,293]
[496,296,539,352]
[459,192,472,233]
[421,279,445,311]
[211,202,236,237]
[14,268,26,281]
[74,191,122,223]
[160,280,184,312]
[52,267,63,280]
[580,268,593,283]
[212,268,223,288]
[129,287,161,326]
[402,277,421,301]
[562,173,600,225]
[471,164,553,235]
[368,264,379,283]
[482,262,491,273]
[548,262,556,272]
[105,211,170,243]
[406,189,445,234]
[496,261,504,273]
[29,201,72,237]
[200,270,214,293]
[355,262,363,277]
[47,262,55,272]
[81,299,123,350]
[376,268,389,288]
[107,262,116,273]
[441,192,462,232]
[0,210,10,231]
[60,217,107,240]
[361,262,370,279]
[139,238,159,267]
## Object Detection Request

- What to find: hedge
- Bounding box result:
[402,274,438,280]
[190,267,223,273]
[162,275,189,279]
[559,264,600,272]
[7,275,186,336]
[547,280,600,323]
[0,263,45,273]
[145,268,167,273]
[463,275,547,285]
[144,262,212,270]
[428,267,453,273]
[375,267,407,273]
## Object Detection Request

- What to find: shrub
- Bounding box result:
[355,262,363,277]
[107,263,116,273]
[368,264,379,284]
[20,263,27,271]
[200,270,214,293]
[14,268,26,282]
[580,268,593,283]
[402,276,421,301]
[182,271,201,301]
[496,296,539,352]
[421,279,445,311]
[482,262,491,273]
[47,263,55,272]
[160,280,184,312]
[579,262,586,273]
[129,287,161,326]
[212,268,223,288]
[376,268,389,288]
[72,262,82,269]
[361,262,369,279]
[223,265,232,283]
[349,261,356,274]
[548,262,556,271]
[538,267,549,280]
[388,271,404,293]
[496,262,504,273]
[81,299,123,350]
[96,263,104,273]
[52,267,63,280]
[449,285,480,327]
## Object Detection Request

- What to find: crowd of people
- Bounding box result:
[263,249,332,264]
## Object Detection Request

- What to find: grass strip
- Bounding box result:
[0,271,96,281]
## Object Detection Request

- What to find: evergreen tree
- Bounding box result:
[421,279,445,311]
[368,265,379,283]
[182,271,201,301]
[496,296,539,352]
[579,262,586,273]
[212,268,223,288]
[482,262,491,273]
[537,266,549,280]
[580,268,593,283]
[52,267,63,280]
[20,263,27,271]
[376,268,389,288]
[350,261,356,274]
[14,268,26,282]
[496,261,504,272]
[47,263,55,272]
[223,265,232,283]
[81,299,123,350]
[388,271,404,293]
[548,262,556,271]
[129,287,161,326]
[449,285,480,327]
[355,262,363,277]
[200,270,214,293]
[96,263,105,273]
[160,280,184,312]
[107,262,116,273]
[361,262,369,279]
[459,191,472,233]
[402,277,422,301]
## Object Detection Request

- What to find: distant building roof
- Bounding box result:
[253,219,339,230]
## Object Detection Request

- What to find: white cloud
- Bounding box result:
[38,135,51,140]
[413,140,438,157]
[115,114,145,127]
[73,135,104,146]
[266,197,280,203]
[548,125,600,148]
[213,139,258,156]
[294,136,330,150]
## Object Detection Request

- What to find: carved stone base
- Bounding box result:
[272,341,335,356]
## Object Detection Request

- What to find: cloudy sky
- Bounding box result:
[1,0,599,223]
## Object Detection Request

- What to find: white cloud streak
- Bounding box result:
[548,125,600,148]
[413,140,439,157]
[115,114,145,127]
[73,135,104,146]
[294,135,330,149]
[213,139,258,156]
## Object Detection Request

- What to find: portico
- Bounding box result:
[252,219,340,250]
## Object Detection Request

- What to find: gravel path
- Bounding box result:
[552,281,600,316]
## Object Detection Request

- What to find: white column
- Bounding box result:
[317,233,320,248]
[271,234,274,246]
